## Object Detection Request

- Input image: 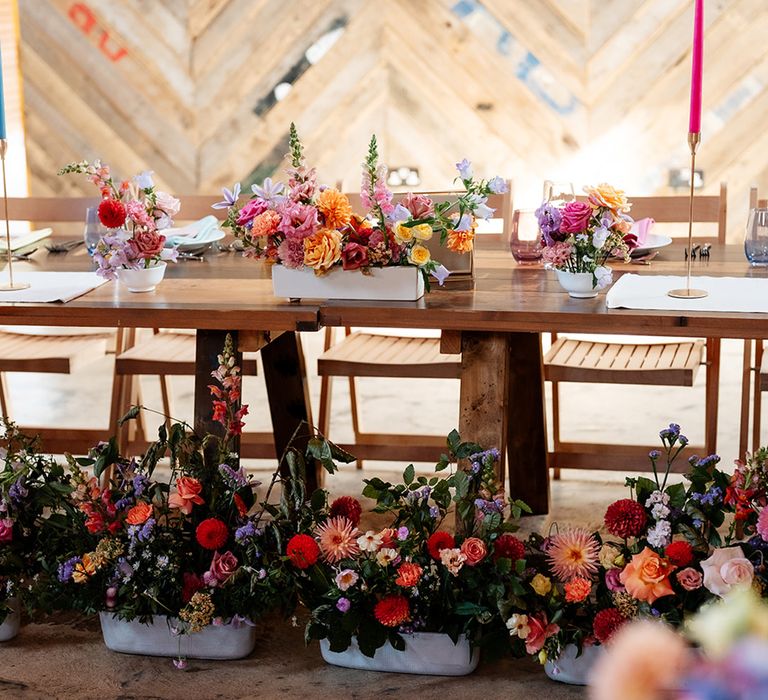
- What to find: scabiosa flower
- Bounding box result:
[546,528,601,581]
[604,499,647,538]
[665,541,694,568]
[593,608,627,644]
[427,531,455,561]
[286,534,320,569]
[195,518,229,550]
[329,496,362,527]
[374,595,410,627]
[336,597,351,613]
[493,534,525,562]
[315,516,360,564]
[564,577,592,603]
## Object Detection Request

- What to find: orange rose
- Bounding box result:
[460,537,487,566]
[304,228,342,272]
[125,501,153,525]
[584,183,630,213]
[168,476,204,515]
[619,547,675,604]
[316,188,353,230]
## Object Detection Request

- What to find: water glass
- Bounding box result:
[745,208,768,266]
[509,209,543,264]
[83,206,105,255]
[543,180,575,205]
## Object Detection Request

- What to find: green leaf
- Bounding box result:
[447,429,461,454]
[403,464,415,486]
[453,469,470,499]
[310,488,327,513]
[117,405,140,427]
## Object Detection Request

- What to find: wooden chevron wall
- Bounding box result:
[13,0,768,239]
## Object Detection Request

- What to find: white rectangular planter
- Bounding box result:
[320,632,479,676]
[272,265,425,301]
[99,612,256,659]
[0,598,20,642]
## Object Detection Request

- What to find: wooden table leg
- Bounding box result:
[506,332,549,515]
[260,331,318,492]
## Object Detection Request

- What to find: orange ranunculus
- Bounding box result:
[168,476,204,515]
[584,183,630,213]
[304,228,342,272]
[125,501,153,525]
[619,547,675,604]
[446,228,475,254]
[316,188,353,230]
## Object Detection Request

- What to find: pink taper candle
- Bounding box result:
[689,0,704,133]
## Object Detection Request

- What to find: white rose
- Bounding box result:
[701,546,754,597]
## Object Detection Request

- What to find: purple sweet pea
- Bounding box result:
[397,527,409,541]
[336,597,351,613]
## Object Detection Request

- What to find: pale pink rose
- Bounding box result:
[401,192,434,219]
[0,518,13,543]
[524,612,560,654]
[676,567,703,591]
[701,546,754,597]
[460,537,487,566]
[204,550,238,587]
[155,191,181,217]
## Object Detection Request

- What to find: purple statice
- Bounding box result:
[8,478,28,504]
[57,556,80,583]
[218,463,247,489]
[535,203,563,246]
[336,597,351,613]
[138,518,155,542]
[659,423,681,440]
[235,521,261,544]
[429,506,439,519]
[648,450,661,460]
[133,474,148,498]
[701,486,723,506]
[690,454,720,469]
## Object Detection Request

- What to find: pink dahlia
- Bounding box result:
[546,528,601,581]
[315,516,360,564]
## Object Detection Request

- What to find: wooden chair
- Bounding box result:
[316,183,514,466]
[739,187,767,455]
[545,184,727,474]
[1,197,114,453]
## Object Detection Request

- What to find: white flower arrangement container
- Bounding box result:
[99,612,256,659]
[0,598,21,642]
[272,264,425,301]
[115,261,167,293]
[544,643,604,685]
[320,632,479,676]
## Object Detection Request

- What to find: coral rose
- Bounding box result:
[427,531,455,560]
[168,476,204,514]
[304,228,342,272]
[584,183,630,213]
[125,502,152,525]
[524,612,559,654]
[460,537,487,566]
[619,547,674,604]
[701,546,754,597]
[395,562,423,588]
[374,595,410,627]
[133,229,165,258]
[316,188,353,230]
[559,201,592,234]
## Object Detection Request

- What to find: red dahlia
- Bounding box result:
[329,496,363,527]
[195,518,229,550]
[374,595,411,627]
[427,531,455,560]
[493,534,526,562]
[286,534,320,569]
[593,608,627,644]
[97,198,127,229]
[665,540,694,568]
[604,499,647,538]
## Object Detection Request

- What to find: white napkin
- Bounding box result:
[0,271,108,303]
[162,216,220,246]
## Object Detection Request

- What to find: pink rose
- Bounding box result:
[701,546,754,597]
[204,550,238,587]
[236,198,269,226]
[341,242,369,271]
[559,201,592,234]
[402,192,434,219]
[133,229,165,258]
[460,537,487,566]
[0,518,13,543]
[676,567,703,591]
[524,612,560,654]
[605,568,625,592]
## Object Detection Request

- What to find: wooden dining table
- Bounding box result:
[2,239,767,514]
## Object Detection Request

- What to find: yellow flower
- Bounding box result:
[316,188,353,230]
[304,228,342,272]
[531,573,552,596]
[584,183,630,213]
[72,553,97,584]
[538,650,548,665]
[407,244,431,266]
[599,543,625,570]
[394,221,415,244]
[411,223,434,241]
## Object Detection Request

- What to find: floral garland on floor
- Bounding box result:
[216,123,507,288]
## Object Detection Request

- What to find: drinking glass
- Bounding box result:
[509,209,542,264]
[83,206,105,255]
[543,180,575,205]
[745,207,768,266]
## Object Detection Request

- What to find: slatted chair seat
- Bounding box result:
[318,332,461,379]
[544,338,705,387]
[0,331,110,373]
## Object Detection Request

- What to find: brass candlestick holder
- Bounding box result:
[668,131,707,299]
[0,139,29,291]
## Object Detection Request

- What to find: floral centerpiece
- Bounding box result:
[45,335,289,662]
[59,161,179,282]
[535,183,637,296]
[503,423,755,683]
[216,123,506,297]
[281,430,530,674]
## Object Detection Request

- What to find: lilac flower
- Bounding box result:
[488,176,508,194]
[251,177,285,202]
[8,478,27,504]
[57,556,80,583]
[212,183,241,210]
[138,518,155,542]
[336,597,351,613]
[456,158,473,180]
[430,265,451,286]
[133,474,148,498]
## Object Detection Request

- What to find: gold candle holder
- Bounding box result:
[0,139,30,291]
[668,131,707,299]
